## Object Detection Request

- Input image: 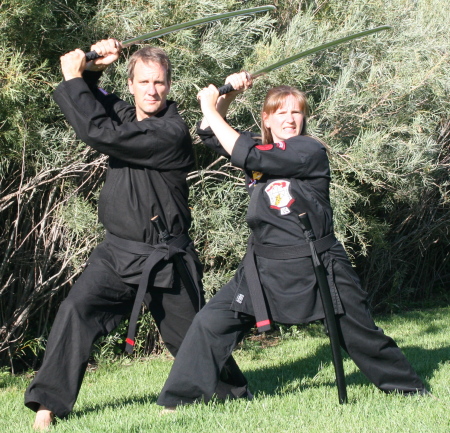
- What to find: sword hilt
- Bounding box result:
[151,215,172,243]
[85,50,101,61]
[218,71,253,95]
[218,83,235,95]
[298,212,317,243]
[85,39,122,62]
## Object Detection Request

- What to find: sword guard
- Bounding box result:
[242,70,253,88]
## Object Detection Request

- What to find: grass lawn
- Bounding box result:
[1,307,450,432]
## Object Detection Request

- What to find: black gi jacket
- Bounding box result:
[53,71,198,288]
[198,127,345,324]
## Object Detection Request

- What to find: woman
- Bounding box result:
[157,73,426,408]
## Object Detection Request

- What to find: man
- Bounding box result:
[25,39,249,430]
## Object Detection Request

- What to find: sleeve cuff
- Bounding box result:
[196,121,214,139]
[82,69,103,81]
[53,77,85,102]
[230,133,256,169]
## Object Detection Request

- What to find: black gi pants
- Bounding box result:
[157,252,426,406]
[25,252,202,418]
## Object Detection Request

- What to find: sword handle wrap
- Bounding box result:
[151,215,172,243]
[218,83,235,96]
[298,212,316,242]
[85,50,101,61]
[217,71,252,96]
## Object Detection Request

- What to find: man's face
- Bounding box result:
[128,59,171,120]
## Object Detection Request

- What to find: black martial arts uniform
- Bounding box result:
[157,127,426,407]
[24,72,247,418]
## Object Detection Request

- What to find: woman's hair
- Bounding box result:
[260,86,309,144]
[127,46,172,83]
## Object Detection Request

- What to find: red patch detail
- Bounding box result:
[275,141,286,150]
[256,144,274,151]
[125,338,135,346]
[269,198,295,210]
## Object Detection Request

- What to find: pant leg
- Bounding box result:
[147,274,200,357]
[157,279,255,407]
[24,260,136,418]
[330,254,426,394]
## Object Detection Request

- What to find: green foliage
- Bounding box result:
[1,0,449,369]
[91,310,165,363]
[188,166,250,298]
[0,45,52,176]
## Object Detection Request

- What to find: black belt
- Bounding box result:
[105,231,196,354]
[254,233,337,259]
[245,233,337,333]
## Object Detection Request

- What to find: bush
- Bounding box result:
[1,0,449,370]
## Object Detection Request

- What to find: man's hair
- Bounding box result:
[127,46,172,83]
[260,86,309,144]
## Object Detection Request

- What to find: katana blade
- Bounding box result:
[85,5,276,60]
[218,25,392,94]
[252,25,391,77]
[122,5,276,48]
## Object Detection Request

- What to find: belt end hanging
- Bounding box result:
[256,319,271,333]
[125,337,135,354]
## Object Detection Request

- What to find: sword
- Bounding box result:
[298,213,347,405]
[218,25,392,95]
[85,5,276,60]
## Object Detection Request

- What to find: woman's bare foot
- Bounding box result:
[161,406,176,415]
[33,405,54,430]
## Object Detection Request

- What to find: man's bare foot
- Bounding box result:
[33,405,54,430]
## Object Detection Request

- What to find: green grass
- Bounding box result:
[2,307,450,432]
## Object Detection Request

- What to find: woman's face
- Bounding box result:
[262,94,304,143]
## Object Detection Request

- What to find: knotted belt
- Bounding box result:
[105,231,198,354]
[244,232,337,333]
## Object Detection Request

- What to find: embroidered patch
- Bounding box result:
[256,144,273,151]
[275,141,286,150]
[98,87,109,95]
[252,171,263,181]
[265,180,295,215]
[249,171,264,187]
[236,293,245,304]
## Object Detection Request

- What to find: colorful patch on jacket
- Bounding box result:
[249,171,264,187]
[275,141,286,150]
[98,87,109,95]
[252,171,264,180]
[264,180,295,215]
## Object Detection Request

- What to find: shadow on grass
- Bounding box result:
[70,393,158,420]
[70,344,449,417]
[243,341,450,397]
[401,345,450,380]
[67,314,450,416]
[243,342,363,396]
